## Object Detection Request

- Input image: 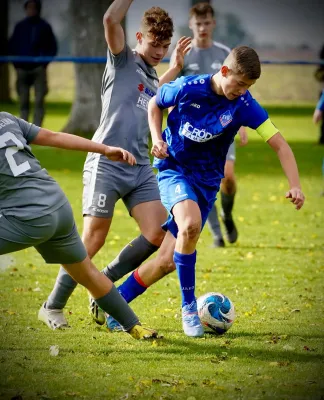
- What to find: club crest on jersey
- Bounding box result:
[219,110,233,127]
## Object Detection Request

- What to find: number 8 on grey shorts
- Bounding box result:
[83,161,161,218]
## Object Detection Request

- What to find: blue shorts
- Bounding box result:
[157,169,219,237]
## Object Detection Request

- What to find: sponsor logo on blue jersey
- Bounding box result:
[181,121,213,142]
[219,110,233,127]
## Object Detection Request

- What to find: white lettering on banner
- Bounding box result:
[181,122,214,142]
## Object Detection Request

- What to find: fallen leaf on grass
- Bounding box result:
[49,345,59,356]
[303,345,315,352]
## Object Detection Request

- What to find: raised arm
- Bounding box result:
[148,96,168,159]
[267,132,305,210]
[103,0,133,55]
[159,37,191,86]
[31,128,136,165]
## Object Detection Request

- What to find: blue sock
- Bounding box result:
[174,250,197,307]
[117,270,147,303]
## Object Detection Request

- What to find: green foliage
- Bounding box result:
[0,108,323,400]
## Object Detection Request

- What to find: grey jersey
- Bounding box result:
[85,44,159,169]
[180,41,230,76]
[0,112,67,220]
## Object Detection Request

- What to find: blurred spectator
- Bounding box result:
[314,44,324,145]
[9,0,57,125]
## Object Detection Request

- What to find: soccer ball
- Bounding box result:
[197,292,235,334]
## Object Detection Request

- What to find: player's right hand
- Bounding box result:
[151,140,169,159]
[104,146,137,165]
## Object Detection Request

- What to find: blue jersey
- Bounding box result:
[154,74,277,188]
[316,90,324,112]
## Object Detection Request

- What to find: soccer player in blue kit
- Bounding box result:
[146,46,305,337]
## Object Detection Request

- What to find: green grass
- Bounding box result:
[0,105,324,400]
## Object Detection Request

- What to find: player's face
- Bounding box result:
[189,14,215,41]
[221,68,256,100]
[25,1,39,17]
[137,32,171,67]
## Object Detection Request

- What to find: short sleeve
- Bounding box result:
[17,118,41,143]
[106,44,132,69]
[242,98,278,141]
[156,77,185,109]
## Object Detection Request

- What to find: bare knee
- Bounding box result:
[178,221,201,243]
[222,176,236,194]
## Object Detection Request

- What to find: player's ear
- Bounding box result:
[221,66,229,77]
[136,31,143,44]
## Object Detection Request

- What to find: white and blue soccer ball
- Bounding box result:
[197,292,235,334]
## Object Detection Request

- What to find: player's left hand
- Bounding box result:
[171,36,192,71]
[151,140,169,159]
[105,146,137,165]
[238,127,248,147]
[285,187,305,210]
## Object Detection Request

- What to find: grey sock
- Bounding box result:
[221,192,235,219]
[102,235,159,282]
[207,204,222,239]
[95,285,139,331]
[46,267,78,310]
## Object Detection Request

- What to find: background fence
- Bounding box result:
[1,56,323,105]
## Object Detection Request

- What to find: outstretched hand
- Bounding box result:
[285,187,305,210]
[105,146,136,165]
[151,140,169,159]
[171,36,192,71]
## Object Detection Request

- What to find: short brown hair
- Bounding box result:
[140,7,174,42]
[225,46,261,80]
[189,2,215,18]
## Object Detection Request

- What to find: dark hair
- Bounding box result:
[140,7,174,42]
[24,0,41,13]
[189,2,215,18]
[228,46,261,80]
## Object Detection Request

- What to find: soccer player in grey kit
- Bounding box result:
[0,111,158,339]
[39,0,191,329]
[171,2,248,247]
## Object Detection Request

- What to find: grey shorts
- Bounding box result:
[226,142,236,162]
[83,161,160,218]
[0,202,87,264]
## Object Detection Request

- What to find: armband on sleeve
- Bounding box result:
[256,118,278,141]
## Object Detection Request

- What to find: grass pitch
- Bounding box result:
[0,103,323,400]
